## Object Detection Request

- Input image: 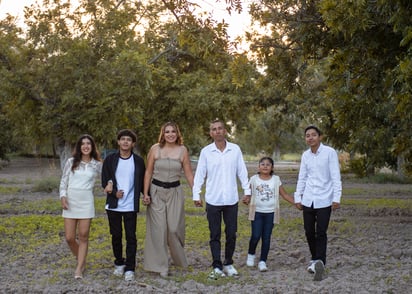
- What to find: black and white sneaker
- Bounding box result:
[307,260,316,273]
[313,260,325,281]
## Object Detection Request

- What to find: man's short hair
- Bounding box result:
[117,129,137,142]
[304,125,322,136]
[209,118,226,130]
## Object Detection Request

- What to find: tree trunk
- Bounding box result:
[365,160,375,176]
[397,155,405,180]
[272,144,281,162]
[55,139,72,172]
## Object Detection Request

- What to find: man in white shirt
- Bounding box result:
[295,125,342,281]
[193,119,251,279]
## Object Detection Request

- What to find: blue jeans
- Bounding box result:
[206,203,238,270]
[248,212,274,262]
[106,210,137,272]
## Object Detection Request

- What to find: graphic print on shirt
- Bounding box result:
[256,183,274,202]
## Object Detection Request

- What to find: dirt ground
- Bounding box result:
[0,157,411,293]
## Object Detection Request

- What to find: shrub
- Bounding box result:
[32,177,60,193]
[349,157,367,178]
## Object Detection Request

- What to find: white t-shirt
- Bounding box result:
[248,174,282,224]
[251,175,281,213]
[106,155,135,212]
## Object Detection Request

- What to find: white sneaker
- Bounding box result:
[113,265,125,277]
[124,270,134,281]
[258,261,268,272]
[313,260,325,281]
[208,267,226,280]
[223,264,239,277]
[307,260,316,273]
[246,254,255,267]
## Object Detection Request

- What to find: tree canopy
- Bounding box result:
[1,0,411,177]
[245,0,412,176]
[0,0,258,167]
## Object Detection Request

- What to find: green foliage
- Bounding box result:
[0,198,60,215]
[329,218,356,236]
[0,0,259,161]
[342,198,412,210]
[349,157,368,178]
[248,0,412,177]
[355,174,412,185]
[2,0,412,177]
[235,107,305,159]
[0,215,62,254]
[281,153,301,161]
[1,181,411,287]
[0,186,20,194]
[32,177,60,193]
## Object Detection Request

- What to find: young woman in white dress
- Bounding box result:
[59,134,102,279]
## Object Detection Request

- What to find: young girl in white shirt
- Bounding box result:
[242,157,295,271]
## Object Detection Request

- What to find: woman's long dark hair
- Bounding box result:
[71,134,101,172]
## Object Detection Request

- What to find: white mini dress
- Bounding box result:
[59,158,102,219]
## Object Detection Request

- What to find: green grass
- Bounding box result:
[32,176,60,193]
[281,153,301,161]
[0,191,303,285]
[352,173,412,184]
[1,177,411,287]
[0,215,62,257]
[0,186,21,194]
[342,198,412,209]
[0,178,21,184]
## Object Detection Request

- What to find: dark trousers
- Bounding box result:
[206,203,238,270]
[302,204,332,265]
[106,210,137,272]
[248,212,274,262]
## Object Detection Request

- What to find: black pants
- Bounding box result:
[106,210,137,272]
[206,203,238,270]
[302,204,332,265]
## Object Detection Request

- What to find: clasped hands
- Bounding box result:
[142,195,151,206]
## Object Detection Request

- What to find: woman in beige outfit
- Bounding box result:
[142,122,194,277]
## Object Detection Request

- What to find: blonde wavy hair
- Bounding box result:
[158,122,184,147]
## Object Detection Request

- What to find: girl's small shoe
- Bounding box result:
[258,261,268,272]
[246,254,255,267]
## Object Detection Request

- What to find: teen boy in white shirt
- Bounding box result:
[295,125,342,281]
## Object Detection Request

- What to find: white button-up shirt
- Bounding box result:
[193,141,251,205]
[294,143,342,208]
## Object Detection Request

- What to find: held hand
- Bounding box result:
[142,195,151,206]
[332,202,340,211]
[242,195,251,205]
[104,182,113,194]
[295,202,303,211]
[61,197,69,210]
[116,190,124,199]
[194,200,203,207]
